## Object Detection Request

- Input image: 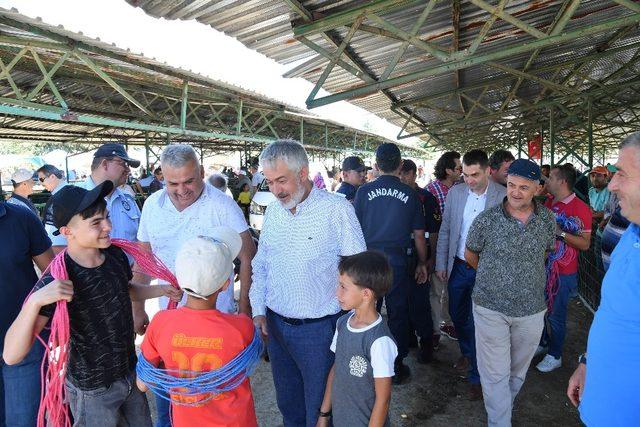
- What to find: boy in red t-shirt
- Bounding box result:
[137,227,258,427]
[537,164,592,373]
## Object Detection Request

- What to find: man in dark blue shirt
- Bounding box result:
[401,159,441,363]
[336,156,368,202]
[0,202,53,426]
[354,144,428,384]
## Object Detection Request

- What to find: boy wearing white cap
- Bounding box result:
[137,227,258,427]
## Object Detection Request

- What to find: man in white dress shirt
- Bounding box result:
[250,139,366,427]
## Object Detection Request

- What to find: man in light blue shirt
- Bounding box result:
[250,139,366,427]
[77,143,141,243]
[568,132,640,426]
[588,165,610,226]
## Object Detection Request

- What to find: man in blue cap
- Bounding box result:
[353,143,428,384]
[464,159,556,426]
[336,156,368,202]
[78,143,141,243]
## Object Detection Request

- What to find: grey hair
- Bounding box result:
[259,139,309,173]
[208,173,228,193]
[161,144,200,169]
[620,132,640,150]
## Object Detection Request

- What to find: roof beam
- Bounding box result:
[305,13,640,109]
[292,0,424,37]
[467,0,547,39]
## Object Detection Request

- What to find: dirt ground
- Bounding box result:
[144,297,592,426]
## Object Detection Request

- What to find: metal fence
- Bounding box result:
[577,233,605,313]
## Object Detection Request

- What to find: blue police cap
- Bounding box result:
[507,159,541,182]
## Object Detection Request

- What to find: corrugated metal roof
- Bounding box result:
[0,7,430,157]
[126,0,640,154]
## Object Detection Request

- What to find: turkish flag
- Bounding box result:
[528,135,542,159]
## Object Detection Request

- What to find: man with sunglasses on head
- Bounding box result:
[36,164,68,254]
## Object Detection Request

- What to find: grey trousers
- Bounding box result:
[473,303,545,427]
[65,372,152,427]
[430,272,451,332]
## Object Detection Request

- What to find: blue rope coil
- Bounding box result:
[136,327,264,406]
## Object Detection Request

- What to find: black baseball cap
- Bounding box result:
[341,156,369,172]
[94,143,140,168]
[51,181,114,235]
[375,143,401,165]
[507,159,541,182]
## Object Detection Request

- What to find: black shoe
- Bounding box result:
[417,340,433,364]
[392,361,411,385]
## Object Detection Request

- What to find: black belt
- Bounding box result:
[454,256,473,269]
[267,308,341,326]
[371,247,411,256]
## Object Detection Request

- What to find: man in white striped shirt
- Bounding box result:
[250,139,366,427]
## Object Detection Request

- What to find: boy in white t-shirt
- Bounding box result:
[318,251,397,427]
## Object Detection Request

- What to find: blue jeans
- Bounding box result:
[376,252,410,360]
[0,340,44,426]
[266,309,338,427]
[154,392,171,427]
[448,260,480,384]
[542,273,578,358]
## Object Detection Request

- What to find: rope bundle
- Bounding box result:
[545,212,582,312]
[136,328,264,406]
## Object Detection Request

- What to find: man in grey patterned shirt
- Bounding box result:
[464,159,555,427]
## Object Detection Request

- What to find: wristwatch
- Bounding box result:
[578,353,587,365]
[559,231,567,241]
[318,410,332,418]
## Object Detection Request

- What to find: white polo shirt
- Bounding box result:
[456,186,488,260]
[137,183,248,312]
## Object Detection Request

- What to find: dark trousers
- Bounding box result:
[376,252,410,361]
[541,273,578,358]
[448,259,480,384]
[408,273,433,344]
[266,309,338,427]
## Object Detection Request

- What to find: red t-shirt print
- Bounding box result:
[141,307,257,427]
[545,193,592,275]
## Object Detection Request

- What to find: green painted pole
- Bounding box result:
[181,81,188,130]
[588,99,594,169]
[549,107,555,166]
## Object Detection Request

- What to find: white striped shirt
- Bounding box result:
[250,186,366,319]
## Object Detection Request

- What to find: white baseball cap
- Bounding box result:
[11,168,34,184]
[175,227,242,300]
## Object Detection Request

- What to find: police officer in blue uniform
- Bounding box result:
[78,143,141,244]
[336,155,368,202]
[354,143,428,384]
[400,159,441,364]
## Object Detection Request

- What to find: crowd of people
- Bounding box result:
[0,133,638,427]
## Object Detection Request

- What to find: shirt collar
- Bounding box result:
[10,193,32,205]
[293,183,318,213]
[52,180,67,195]
[558,193,576,204]
[468,183,489,198]
[500,196,539,219]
